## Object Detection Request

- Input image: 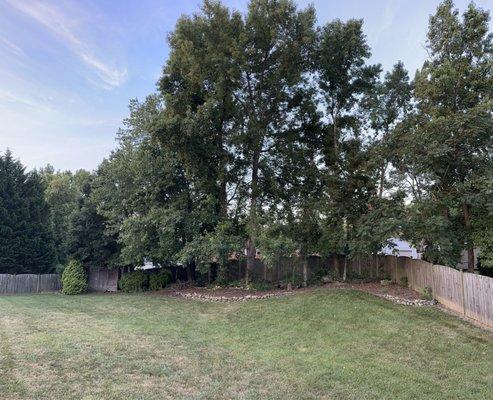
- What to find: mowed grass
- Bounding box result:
[0,290,491,400]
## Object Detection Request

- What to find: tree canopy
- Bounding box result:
[2,0,491,278]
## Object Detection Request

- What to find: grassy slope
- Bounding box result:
[0,289,491,400]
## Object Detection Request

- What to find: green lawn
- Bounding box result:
[0,290,491,400]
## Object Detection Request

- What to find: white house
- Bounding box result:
[380,238,422,259]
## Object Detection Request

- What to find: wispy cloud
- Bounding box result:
[369,0,398,44]
[0,88,38,108]
[0,37,25,57]
[6,0,127,89]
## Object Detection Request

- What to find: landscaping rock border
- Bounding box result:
[170,290,296,302]
[165,285,438,307]
[377,294,437,307]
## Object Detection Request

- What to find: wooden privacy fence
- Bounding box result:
[0,274,61,294]
[87,267,119,292]
[345,255,493,329]
[231,254,492,328]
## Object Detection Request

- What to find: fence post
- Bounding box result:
[431,264,436,300]
[36,274,40,293]
[460,269,466,316]
[302,258,308,287]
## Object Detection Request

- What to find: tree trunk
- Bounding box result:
[332,113,338,158]
[186,262,193,282]
[462,203,474,272]
[343,256,347,282]
[218,95,229,218]
[302,257,308,287]
[245,238,255,285]
[219,173,228,218]
[246,147,260,284]
[333,255,340,279]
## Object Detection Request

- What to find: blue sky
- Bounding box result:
[1,0,491,171]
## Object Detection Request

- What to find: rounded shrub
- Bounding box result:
[149,269,171,291]
[119,270,148,293]
[61,260,88,295]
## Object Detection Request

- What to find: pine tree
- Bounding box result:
[0,150,56,273]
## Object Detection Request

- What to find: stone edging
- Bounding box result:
[377,293,437,307]
[171,291,295,302]
[169,288,437,307]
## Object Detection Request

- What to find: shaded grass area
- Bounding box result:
[0,289,491,399]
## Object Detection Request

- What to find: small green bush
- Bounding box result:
[399,276,408,287]
[420,286,433,300]
[119,270,148,293]
[61,260,87,295]
[195,271,209,287]
[149,269,171,291]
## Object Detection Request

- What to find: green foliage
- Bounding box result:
[39,167,82,268]
[256,223,298,269]
[393,0,493,270]
[178,221,243,273]
[118,270,149,293]
[6,0,491,283]
[473,174,493,274]
[61,260,87,295]
[67,175,120,268]
[399,276,408,287]
[0,150,56,274]
[307,267,327,286]
[149,269,171,291]
[247,281,272,292]
[420,286,433,301]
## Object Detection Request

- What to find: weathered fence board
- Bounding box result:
[463,272,493,327]
[0,274,60,294]
[233,254,493,328]
[432,265,464,314]
[87,267,119,292]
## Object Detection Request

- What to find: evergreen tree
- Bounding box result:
[0,150,56,273]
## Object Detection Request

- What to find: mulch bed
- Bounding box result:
[152,282,436,306]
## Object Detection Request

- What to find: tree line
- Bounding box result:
[1,0,491,279]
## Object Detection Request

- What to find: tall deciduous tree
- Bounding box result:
[398,0,493,270]
[93,96,194,273]
[316,18,384,275]
[67,173,119,268]
[40,166,86,269]
[156,0,242,218]
[234,0,316,282]
[365,61,412,197]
